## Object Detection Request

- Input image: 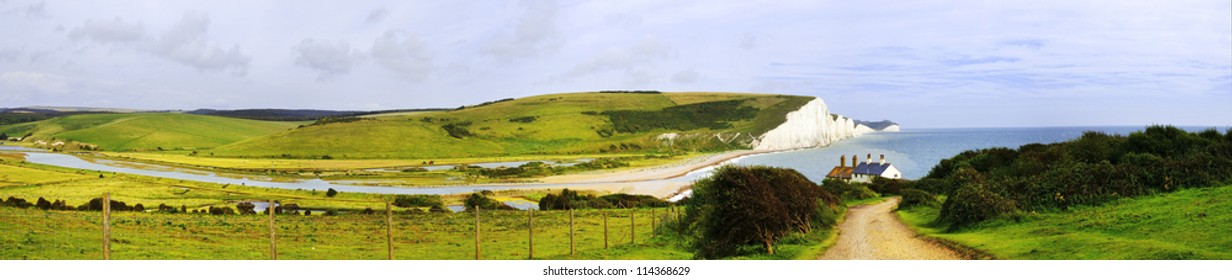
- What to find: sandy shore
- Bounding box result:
[540,149,768,184]
[528,149,772,198]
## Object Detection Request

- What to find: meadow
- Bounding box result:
[0,113,304,152]
[0,151,840,260]
[897,185,1232,259]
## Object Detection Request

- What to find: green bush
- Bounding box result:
[392,194,444,208]
[464,193,508,211]
[686,165,840,259]
[939,183,1017,229]
[898,188,939,209]
[820,178,878,201]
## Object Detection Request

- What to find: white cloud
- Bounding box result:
[482,0,562,60]
[146,12,250,76]
[564,35,675,80]
[365,7,388,24]
[672,69,700,84]
[293,38,364,79]
[68,17,145,43]
[370,30,433,81]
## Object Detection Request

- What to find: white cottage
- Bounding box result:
[841,153,902,183]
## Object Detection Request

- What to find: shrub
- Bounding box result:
[236,202,257,214]
[4,197,33,208]
[898,188,939,209]
[464,193,506,211]
[869,177,912,195]
[326,188,338,197]
[686,165,839,259]
[392,194,444,208]
[820,178,878,201]
[938,184,1017,229]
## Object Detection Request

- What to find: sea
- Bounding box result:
[717,126,1228,182]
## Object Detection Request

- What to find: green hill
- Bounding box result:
[210,92,814,159]
[0,113,303,151]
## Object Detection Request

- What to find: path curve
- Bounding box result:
[820,197,963,260]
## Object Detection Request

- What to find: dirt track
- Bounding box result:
[820,197,963,260]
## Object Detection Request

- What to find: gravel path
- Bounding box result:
[820,197,963,260]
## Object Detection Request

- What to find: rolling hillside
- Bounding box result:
[210,92,814,159]
[0,113,303,151]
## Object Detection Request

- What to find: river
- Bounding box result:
[5,126,1222,199]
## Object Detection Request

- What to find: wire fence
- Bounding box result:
[0,193,687,260]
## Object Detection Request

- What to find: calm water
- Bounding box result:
[7,126,1224,198]
[694,126,1226,182]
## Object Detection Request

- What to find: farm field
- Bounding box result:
[897,185,1232,259]
[0,151,841,260]
[0,113,304,152]
[207,92,812,159]
[0,206,681,260]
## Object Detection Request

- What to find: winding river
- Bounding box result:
[5,126,1209,200]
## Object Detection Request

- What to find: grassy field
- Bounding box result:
[0,206,679,260]
[897,186,1232,259]
[209,92,813,159]
[0,113,303,152]
[0,151,841,260]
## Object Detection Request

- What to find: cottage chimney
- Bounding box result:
[840,155,847,167]
[880,154,886,164]
[866,153,872,164]
[853,154,859,164]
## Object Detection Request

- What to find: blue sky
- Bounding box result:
[1,0,1229,128]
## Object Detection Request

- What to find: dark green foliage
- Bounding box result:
[207,206,235,215]
[939,184,1017,228]
[392,194,444,208]
[306,116,367,127]
[598,193,668,208]
[912,178,953,195]
[868,177,912,195]
[3,196,33,208]
[536,189,666,210]
[236,202,256,214]
[77,198,135,211]
[820,178,878,201]
[898,188,939,209]
[508,116,538,123]
[602,100,757,134]
[441,122,474,139]
[573,158,629,169]
[325,188,338,197]
[685,165,840,259]
[464,193,511,211]
[930,125,1232,229]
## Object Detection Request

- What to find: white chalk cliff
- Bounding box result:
[752,97,892,151]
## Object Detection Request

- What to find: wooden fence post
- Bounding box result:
[651,208,657,237]
[102,193,110,260]
[386,202,393,260]
[528,209,534,259]
[630,209,636,245]
[268,199,277,260]
[474,206,481,260]
[603,211,609,249]
[569,208,576,255]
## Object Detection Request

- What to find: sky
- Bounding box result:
[1,0,1229,128]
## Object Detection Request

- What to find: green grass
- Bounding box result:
[0,157,690,260]
[0,113,303,151]
[0,207,676,260]
[897,186,1232,259]
[210,92,814,159]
